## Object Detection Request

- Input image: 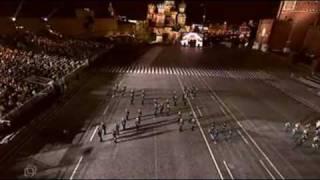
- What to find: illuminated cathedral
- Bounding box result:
[146,0,187,43]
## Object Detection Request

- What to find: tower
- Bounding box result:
[177,0,186,27]
[178,0,186,13]
[156,3,165,27]
[164,0,175,15]
[147,3,156,22]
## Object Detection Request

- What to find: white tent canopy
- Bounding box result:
[180,32,203,47]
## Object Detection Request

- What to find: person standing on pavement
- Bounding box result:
[173,95,178,106]
[154,103,158,116]
[193,87,198,97]
[177,111,182,122]
[179,118,184,132]
[166,104,170,116]
[121,86,126,96]
[141,93,145,105]
[191,118,196,131]
[101,122,107,135]
[159,103,164,114]
[130,94,134,105]
[166,99,170,106]
[284,122,291,132]
[138,108,142,117]
[112,128,117,143]
[125,108,130,120]
[115,123,120,135]
[121,117,126,130]
[154,98,158,106]
[135,117,140,129]
[188,112,193,123]
[130,89,135,104]
[312,136,319,151]
[97,126,103,142]
[183,94,187,106]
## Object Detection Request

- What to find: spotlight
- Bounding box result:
[42,17,48,22]
[11,17,16,22]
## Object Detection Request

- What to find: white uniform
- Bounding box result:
[312,136,319,150]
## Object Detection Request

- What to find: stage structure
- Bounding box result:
[180,32,203,47]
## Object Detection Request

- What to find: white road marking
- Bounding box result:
[196,106,203,117]
[154,117,158,179]
[223,160,234,180]
[88,95,112,142]
[103,104,110,115]
[119,66,123,73]
[70,156,83,180]
[89,126,99,142]
[227,101,285,180]
[212,94,249,146]
[237,130,249,145]
[137,66,141,74]
[176,75,224,180]
[202,79,285,180]
[259,159,276,180]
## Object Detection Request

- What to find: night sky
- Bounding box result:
[0,0,280,24]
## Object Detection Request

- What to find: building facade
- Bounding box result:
[277,1,320,51]
[146,0,187,43]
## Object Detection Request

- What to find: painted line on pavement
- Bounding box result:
[209,91,253,150]
[70,156,83,180]
[259,159,276,180]
[89,78,120,142]
[223,160,234,180]
[103,103,110,115]
[227,101,285,180]
[196,106,203,117]
[89,125,99,142]
[202,78,285,180]
[153,117,158,179]
[237,130,249,145]
[176,75,224,180]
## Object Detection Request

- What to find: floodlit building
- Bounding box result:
[146,0,187,43]
[180,32,203,47]
[278,1,320,51]
[256,1,320,53]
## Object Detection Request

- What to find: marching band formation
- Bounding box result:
[96,82,320,154]
[285,120,320,151]
[97,83,202,143]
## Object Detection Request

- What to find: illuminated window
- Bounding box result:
[283,1,296,11]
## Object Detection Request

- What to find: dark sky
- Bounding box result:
[0,0,280,24]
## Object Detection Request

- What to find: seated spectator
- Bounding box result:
[0,32,112,118]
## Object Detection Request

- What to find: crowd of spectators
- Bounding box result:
[0,32,111,118]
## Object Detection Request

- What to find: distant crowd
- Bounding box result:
[0,32,112,118]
